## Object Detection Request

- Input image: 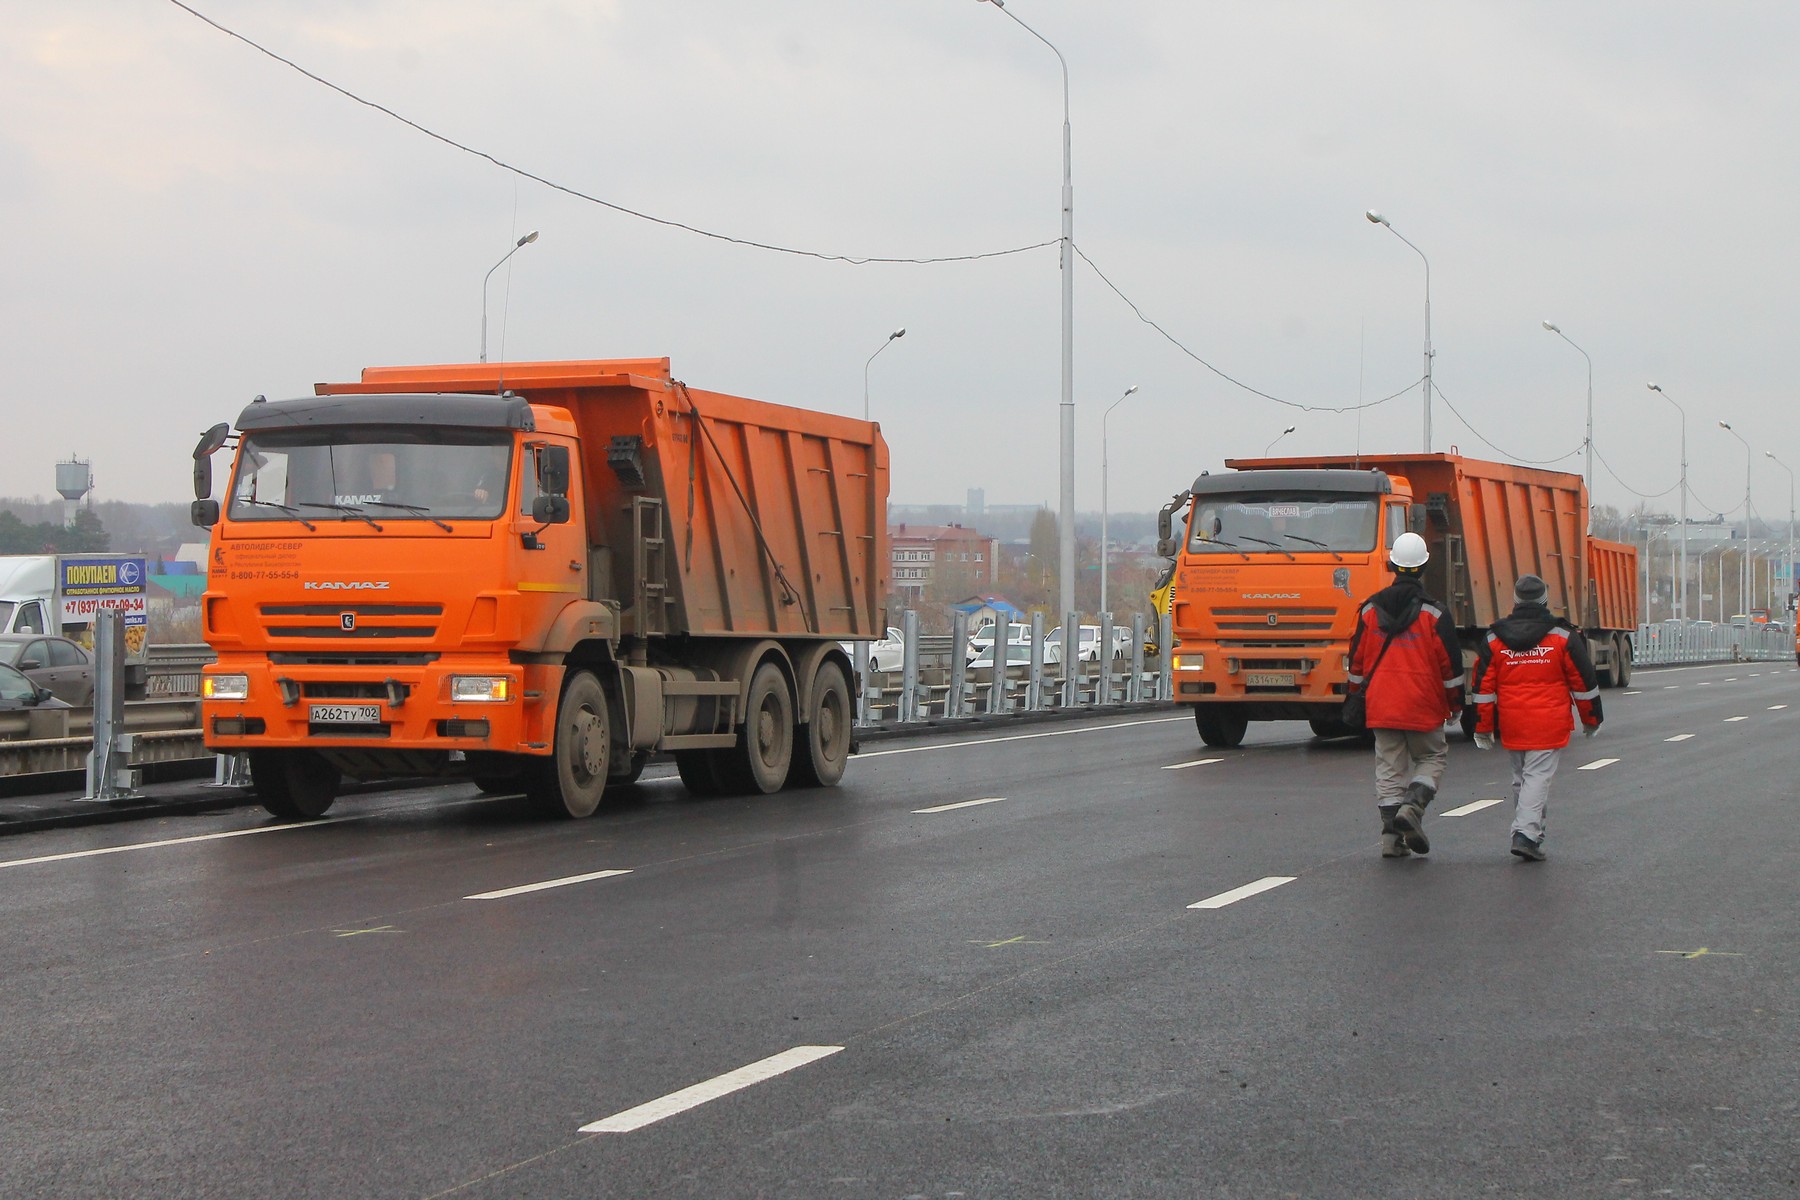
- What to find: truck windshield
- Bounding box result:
[1187,494,1379,554]
[228,428,512,523]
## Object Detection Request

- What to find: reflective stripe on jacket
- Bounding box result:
[1472,616,1602,750]
[1346,579,1465,732]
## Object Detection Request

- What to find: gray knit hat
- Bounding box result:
[1514,574,1548,605]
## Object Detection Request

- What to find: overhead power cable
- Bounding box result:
[1072,244,1418,413]
[1683,479,1738,518]
[1591,445,1679,500]
[165,0,1057,266]
[1430,382,1581,467]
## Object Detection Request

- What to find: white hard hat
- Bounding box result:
[1389,531,1429,569]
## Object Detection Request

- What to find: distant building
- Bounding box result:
[890,523,1000,601]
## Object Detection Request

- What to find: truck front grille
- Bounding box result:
[261,603,443,642]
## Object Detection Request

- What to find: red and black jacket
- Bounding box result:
[1347,576,1465,732]
[1471,603,1603,750]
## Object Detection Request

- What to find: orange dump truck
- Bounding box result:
[192,357,887,819]
[1157,453,1638,747]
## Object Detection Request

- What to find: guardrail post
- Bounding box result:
[854,640,875,727]
[1027,612,1045,710]
[1098,613,1116,706]
[1060,613,1078,708]
[946,611,969,719]
[985,614,1007,714]
[81,608,139,801]
[899,609,920,724]
[212,752,253,788]
[1158,610,1174,701]
[1128,612,1146,703]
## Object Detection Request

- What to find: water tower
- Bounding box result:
[55,457,93,527]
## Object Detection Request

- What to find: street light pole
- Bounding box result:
[1647,383,1688,620]
[979,0,1077,623]
[1366,211,1432,452]
[1542,321,1593,519]
[1099,385,1139,616]
[1263,425,1297,457]
[862,328,906,422]
[1720,421,1753,621]
[480,230,539,363]
[1766,450,1795,618]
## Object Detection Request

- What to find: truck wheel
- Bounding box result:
[529,670,610,818]
[789,661,852,788]
[1308,715,1355,739]
[1614,634,1633,687]
[1194,705,1248,749]
[675,750,725,796]
[732,661,795,793]
[467,751,526,795]
[253,750,339,820]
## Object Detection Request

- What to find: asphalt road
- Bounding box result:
[1,662,1795,1198]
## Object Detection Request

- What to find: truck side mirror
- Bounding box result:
[192,422,229,500]
[538,445,571,496]
[191,499,220,527]
[531,495,571,524]
[1155,537,1175,557]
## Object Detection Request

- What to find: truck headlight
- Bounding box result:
[450,675,511,702]
[204,674,250,701]
[1173,654,1204,671]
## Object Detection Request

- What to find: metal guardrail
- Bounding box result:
[1,639,214,779]
[1633,621,1793,665]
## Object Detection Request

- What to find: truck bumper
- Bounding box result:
[201,656,558,754]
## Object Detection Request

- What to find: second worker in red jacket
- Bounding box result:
[1470,573,1604,862]
[1346,532,1466,859]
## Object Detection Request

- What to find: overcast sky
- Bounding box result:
[6,1,1798,527]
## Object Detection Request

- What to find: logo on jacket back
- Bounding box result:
[1501,646,1556,660]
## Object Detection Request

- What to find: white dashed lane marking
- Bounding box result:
[1162,758,1224,771]
[1771,705,1789,711]
[1188,876,1296,910]
[578,1046,843,1134]
[913,797,1005,814]
[1666,734,1695,742]
[1442,797,1505,817]
[1577,758,1620,771]
[465,870,632,901]
[1724,716,1749,723]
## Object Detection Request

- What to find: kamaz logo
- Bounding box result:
[1241,593,1301,599]
[304,581,391,591]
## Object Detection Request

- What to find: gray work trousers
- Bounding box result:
[1372,727,1449,807]
[1508,747,1562,844]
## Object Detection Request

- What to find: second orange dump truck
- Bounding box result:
[193,357,887,819]
[1157,453,1638,747]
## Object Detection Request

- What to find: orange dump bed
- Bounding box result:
[319,358,888,640]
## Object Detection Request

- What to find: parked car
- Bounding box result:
[839,627,905,675]
[0,661,72,711]
[1076,624,1133,662]
[0,634,94,705]
[970,623,1062,668]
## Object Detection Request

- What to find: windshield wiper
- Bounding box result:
[299,502,384,531]
[238,499,317,530]
[1236,535,1296,560]
[1282,533,1344,561]
[1195,537,1251,561]
[361,501,453,532]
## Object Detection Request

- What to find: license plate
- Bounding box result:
[311,703,381,724]
[1244,672,1295,688]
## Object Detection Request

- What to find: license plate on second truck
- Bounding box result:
[311,704,380,724]
[1244,672,1295,688]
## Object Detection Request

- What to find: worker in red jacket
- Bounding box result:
[1346,532,1466,858]
[1470,573,1603,861]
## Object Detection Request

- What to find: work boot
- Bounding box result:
[1392,782,1433,854]
[1510,831,1546,862]
[1378,805,1411,858]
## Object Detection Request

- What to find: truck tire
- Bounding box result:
[727,661,795,794]
[789,661,852,788]
[528,670,610,818]
[1194,705,1248,749]
[466,751,526,795]
[610,749,650,786]
[1308,714,1356,739]
[1614,634,1633,687]
[253,749,339,820]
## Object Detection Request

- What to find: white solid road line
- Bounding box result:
[1771,705,1790,711]
[579,1045,843,1134]
[1623,690,1642,695]
[1188,875,1296,910]
[1724,716,1749,723]
[465,869,632,901]
[0,817,355,872]
[912,797,1005,814]
[1441,797,1505,817]
[1577,758,1620,771]
[1666,734,1695,742]
[860,716,1187,760]
[1162,758,1224,771]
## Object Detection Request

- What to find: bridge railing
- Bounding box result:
[1634,620,1792,666]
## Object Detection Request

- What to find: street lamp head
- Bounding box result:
[1542,320,1560,333]
[890,327,906,341]
[1719,421,1733,431]
[1125,385,1139,396]
[1364,210,1388,226]
[517,230,540,247]
[976,0,1003,6]
[1647,382,1662,393]
[1283,424,1297,435]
